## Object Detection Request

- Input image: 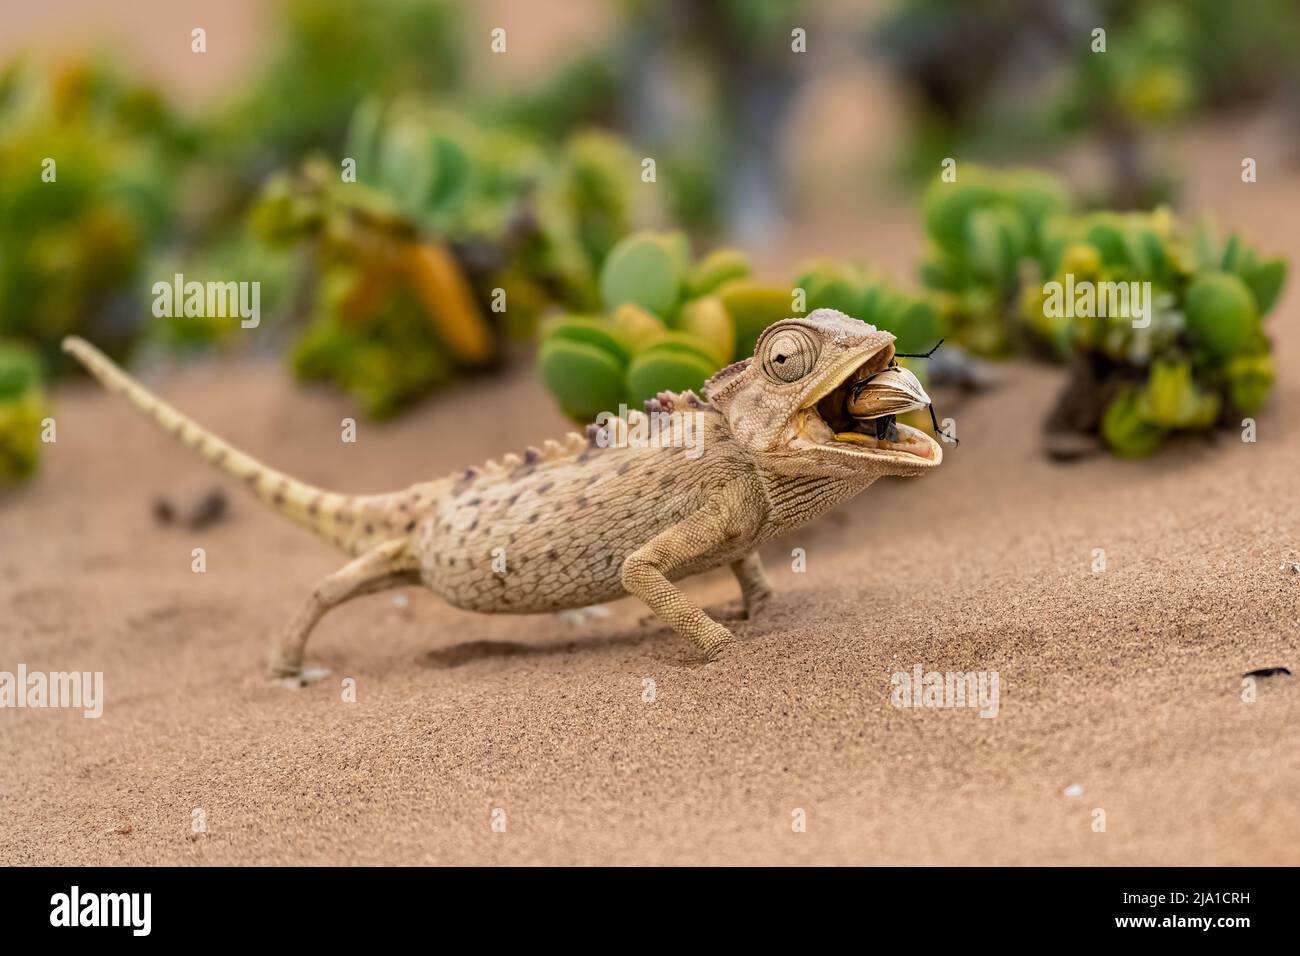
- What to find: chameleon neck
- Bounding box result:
[758,471,875,539]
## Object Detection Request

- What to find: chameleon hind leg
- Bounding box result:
[267,538,419,683]
[620,497,753,661]
[722,551,773,621]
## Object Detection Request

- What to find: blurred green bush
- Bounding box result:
[225,0,465,164]
[0,59,190,372]
[253,101,641,417]
[920,166,1072,356]
[877,0,1300,206]
[537,230,942,424]
[0,340,49,482]
[1025,210,1286,457]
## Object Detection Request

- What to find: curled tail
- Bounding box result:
[63,336,409,555]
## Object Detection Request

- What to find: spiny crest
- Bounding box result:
[468,430,590,482]
[643,389,706,416]
[459,389,713,487]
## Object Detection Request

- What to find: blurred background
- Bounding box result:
[2,0,1299,478]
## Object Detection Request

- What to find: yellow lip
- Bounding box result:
[833,423,943,465]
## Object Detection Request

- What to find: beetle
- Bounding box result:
[847,340,957,445]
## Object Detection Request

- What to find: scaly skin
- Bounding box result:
[63,309,942,681]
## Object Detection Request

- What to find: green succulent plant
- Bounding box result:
[599,231,690,320]
[0,341,50,482]
[0,60,186,372]
[538,234,947,425]
[538,231,769,421]
[1028,206,1287,458]
[920,166,1071,356]
[255,99,643,416]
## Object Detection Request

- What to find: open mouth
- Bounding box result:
[793,348,942,464]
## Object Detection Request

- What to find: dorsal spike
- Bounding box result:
[452,426,614,485]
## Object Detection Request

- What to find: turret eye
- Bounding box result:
[762,329,817,383]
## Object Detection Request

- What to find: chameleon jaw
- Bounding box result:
[791,351,943,468]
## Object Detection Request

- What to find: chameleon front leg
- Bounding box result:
[620,496,755,661]
[267,538,418,682]
[728,551,774,620]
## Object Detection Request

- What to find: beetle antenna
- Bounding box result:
[895,338,945,360]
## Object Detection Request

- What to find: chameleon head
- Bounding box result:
[704,308,942,479]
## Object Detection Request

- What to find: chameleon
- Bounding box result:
[63,308,942,682]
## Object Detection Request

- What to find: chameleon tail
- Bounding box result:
[62,336,393,554]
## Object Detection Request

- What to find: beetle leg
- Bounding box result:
[928,403,957,446]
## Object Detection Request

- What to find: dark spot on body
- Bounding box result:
[536,482,553,495]
[405,520,416,532]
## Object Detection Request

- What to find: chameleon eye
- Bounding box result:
[762,328,817,383]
